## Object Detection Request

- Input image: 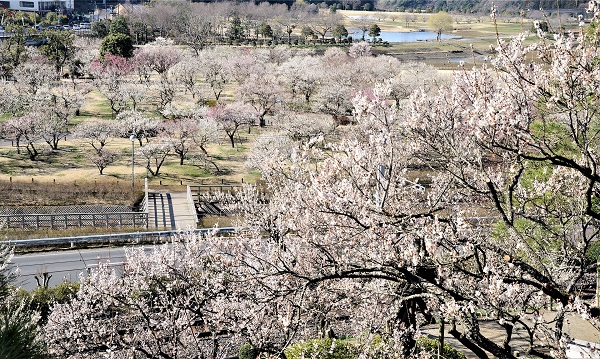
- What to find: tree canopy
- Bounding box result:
[427,11,453,41]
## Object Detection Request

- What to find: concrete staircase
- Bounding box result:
[146,191,197,230]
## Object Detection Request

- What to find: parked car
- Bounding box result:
[62,25,72,30]
[72,24,80,30]
[46,25,58,30]
[79,22,91,29]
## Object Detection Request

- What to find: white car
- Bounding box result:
[72,24,80,30]
[80,23,91,29]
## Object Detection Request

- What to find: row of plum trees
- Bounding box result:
[39,3,600,359]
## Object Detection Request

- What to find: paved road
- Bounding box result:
[10,246,154,290]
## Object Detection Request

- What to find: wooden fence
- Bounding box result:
[0,212,148,230]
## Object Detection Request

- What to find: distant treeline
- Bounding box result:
[186,0,587,13]
[384,0,585,13]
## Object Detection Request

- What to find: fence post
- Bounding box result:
[36,215,40,230]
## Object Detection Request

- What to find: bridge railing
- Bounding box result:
[187,185,199,225]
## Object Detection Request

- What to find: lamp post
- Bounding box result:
[130,135,136,192]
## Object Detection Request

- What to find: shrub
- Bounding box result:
[100,33,134,58]
[17,281,80,323]
[91,20,109,38]
[238,343,258,359]
[416,337,466,359]
[284,338,357,359]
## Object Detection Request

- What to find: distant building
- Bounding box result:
[113,3,145,17]
[0,0,73,13]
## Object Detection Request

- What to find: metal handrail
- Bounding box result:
[187,185,199,225]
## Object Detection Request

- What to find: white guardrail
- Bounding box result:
[7,227,236,248]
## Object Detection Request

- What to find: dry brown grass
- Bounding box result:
[0,177,144,207]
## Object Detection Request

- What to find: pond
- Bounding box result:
[349,30,460,43]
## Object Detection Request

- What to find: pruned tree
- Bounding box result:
[2,114,43,161]
[73,120,122,153]
[274,111,335,146]
[240,73,284,127]
[34,87,83,150]
[134,45,182,80]
[160,116,202,166]
[90,54,135,115]
[197,49,230,102]
[206,102,254,148]
[226,51,262,85]
[116,110,160,146]
[278,55,322,108]
[85,148,121,175]
[136,142,172,177]
[13,60,56,96]
[169,56,202,101]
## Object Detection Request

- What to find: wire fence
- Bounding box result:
[0,212,148,230]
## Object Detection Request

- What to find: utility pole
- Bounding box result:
[130,135,136,193]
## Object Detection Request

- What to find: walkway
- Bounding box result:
[421,312,600,358]
[146,191,197,230]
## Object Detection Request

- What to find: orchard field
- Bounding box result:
[0,1,568,195]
